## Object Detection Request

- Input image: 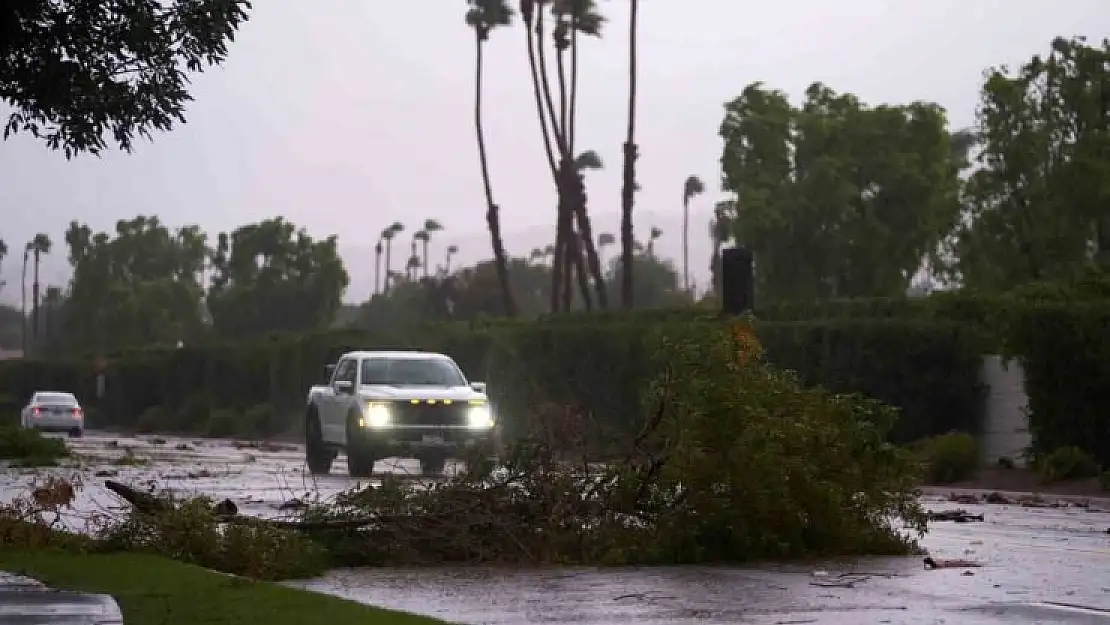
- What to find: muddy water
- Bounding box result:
[4,431,1110,624]
[0,430,444,527]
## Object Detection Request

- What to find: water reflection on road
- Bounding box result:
[296,503,1110,624]
[3,431,1109,624]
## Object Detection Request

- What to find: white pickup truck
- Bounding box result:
[304,350,500,477]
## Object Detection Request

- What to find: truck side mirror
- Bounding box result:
[325,364,336,380]
[470,381,487,394]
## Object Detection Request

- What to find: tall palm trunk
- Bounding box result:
[535,11,569,313]
[682,196,690,292]
[555,12,607,310]
[20,250,28,353]
[374,248,381,295]
[32,248,41,345]
[474,31,517,316]
[422,239,430,279]
[384,242,393,293]
[619,0,639,309]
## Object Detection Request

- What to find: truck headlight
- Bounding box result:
[467,404,494,429]
[365,402,392,428]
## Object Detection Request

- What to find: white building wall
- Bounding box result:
[978,355,1032,467]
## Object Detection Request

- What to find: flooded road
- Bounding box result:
[4,430,1110,624]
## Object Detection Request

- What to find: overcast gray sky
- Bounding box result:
[3,0,1108,305]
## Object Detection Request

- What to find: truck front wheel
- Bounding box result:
[346,414,379,479]
[305,407,335,475]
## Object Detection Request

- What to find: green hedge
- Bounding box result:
[1007,302,1110,468]
[0,314,985,446]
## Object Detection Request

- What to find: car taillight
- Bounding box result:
[72,407,83,418]
[32,406,41,417]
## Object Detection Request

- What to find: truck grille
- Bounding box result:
[391,402,469,427]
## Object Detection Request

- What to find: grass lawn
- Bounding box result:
[0,549,448,625]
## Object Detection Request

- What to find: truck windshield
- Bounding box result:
[360,358,467,387]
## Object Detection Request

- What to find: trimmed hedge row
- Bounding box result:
[0,315,986,446]
[1006,302,1110,468]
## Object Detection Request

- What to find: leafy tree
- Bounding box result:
[447,257,552,319]
[1,0,251,157]
[619,0,641,309]
[681,175,705,293]
[207,218,349,338]
[604,252,687,310]
[467,0,518,316]
[0,304,21,350]
[65,217,207,352]
[357,257,552,328]
[948,36,1110,290]
[719,82,965,301]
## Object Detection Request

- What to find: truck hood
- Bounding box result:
[357,385,485,402]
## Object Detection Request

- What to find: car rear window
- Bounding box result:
[34,392,77,405]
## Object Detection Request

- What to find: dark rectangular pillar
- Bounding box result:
[720,246,754,315]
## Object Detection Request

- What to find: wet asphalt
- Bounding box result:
[3,430,1109,625]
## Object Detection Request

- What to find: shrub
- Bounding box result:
[1038,446,1100,483]
[135,406,173,434]
[1098,470,1110,492]
[97,497,327,580]
[0,426,69,466]
[919,432,979,484]
[244,403,277,438]
[637,320,926,560]
[1006,302,1110,467]
[178,394,212,433]
[205,409,241,439]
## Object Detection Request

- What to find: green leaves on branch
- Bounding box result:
[949,36,1110,290]
[719,82,964,301]
[1,0,252,157]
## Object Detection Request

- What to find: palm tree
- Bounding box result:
[521,0,607,312]
[646,226,662,258]
[418,219,443,278]
[620,0,640,309]
[21,244,29,353]
[445,244,460,273]
[28,234,51,346]
[467,0,518,316]
[413,230,428,280]
[381,222,404,293]
[405,255,421,282]
[597,231,615,268]
[0,238,7,295]
[682,175,706,293]
[407,234,421,282]
[374,237,383,296]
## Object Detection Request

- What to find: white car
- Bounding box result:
[305,350,499,477]
[21,391,85,437]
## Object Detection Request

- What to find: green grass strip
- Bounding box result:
[0,550,448,625]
